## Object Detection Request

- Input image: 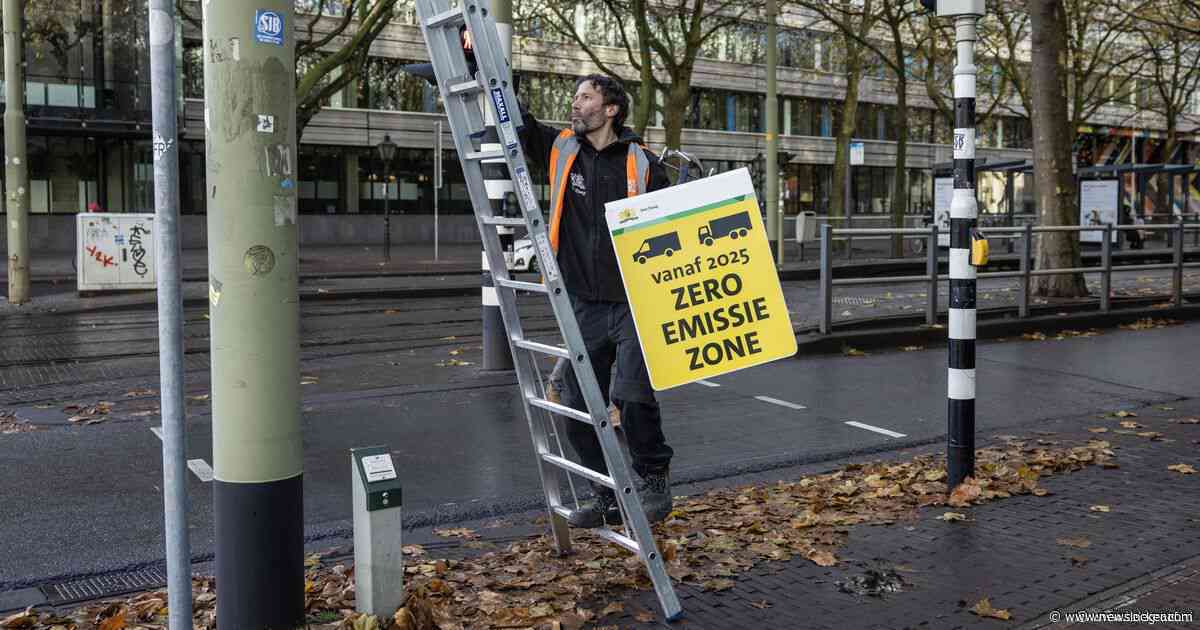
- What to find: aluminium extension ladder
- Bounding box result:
[413,0,682,620]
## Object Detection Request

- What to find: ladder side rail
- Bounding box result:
[415,0,574,552]
[463,6,681,616]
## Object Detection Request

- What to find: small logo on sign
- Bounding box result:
[954,133,965,151]
[257,114,275,133]
[491,88,511,124]
[255,10,284,46]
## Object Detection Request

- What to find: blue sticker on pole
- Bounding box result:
[490,88,519,149]
[255,10,285,46]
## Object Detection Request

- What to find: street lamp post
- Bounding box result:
[378,134,398,263]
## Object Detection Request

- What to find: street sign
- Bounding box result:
[1079,179,1119,243]
[849,141,865,166]
[606,168,796,390]
[934,176,953,248]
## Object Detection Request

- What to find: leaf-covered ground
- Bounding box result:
[0,432,1130,630]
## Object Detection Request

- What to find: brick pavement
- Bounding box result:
[583,399,1200,629]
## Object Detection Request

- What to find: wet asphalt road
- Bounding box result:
[0,275,1198,592]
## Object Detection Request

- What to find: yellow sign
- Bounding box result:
[606,168,796,390]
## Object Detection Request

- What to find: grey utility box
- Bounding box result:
[351,446,404,619]
[795,211,817,243]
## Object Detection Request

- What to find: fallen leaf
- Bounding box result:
[1170,417,1200,425]
[806,549,838,567]
[702,578,736,591]
[600,602,625,616]
[1057,537,1091,549]
[947,478,982,507]
[1088,427,1108,433]
[1070,555,1089,566]
[1115,411,1138,418]
[300,376,320,385]
[1089,505,1111,513]
[843,347,869,357]
[98,611,127,630]
[1168,464,1196,475]
[1032,488,1050,497]
[969,598,1012,621]
[1119,420,1142,429]
[938,512,968,522]
[749,599,772,610]
[632,608,655,622]
[433,527,478,540]
[0,608,37,629]
[352,614,382,630]
[900,345,924,352]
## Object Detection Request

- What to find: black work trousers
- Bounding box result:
[559,297,673,480]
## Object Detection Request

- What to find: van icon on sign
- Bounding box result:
[633,231,681,264]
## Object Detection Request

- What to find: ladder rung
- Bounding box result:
[541,453,616,489]
[448,79,483,96]
[466,149,505,162]
[592,523,643,555]
[425,6,464,27]
[513,339,570,359]
[482,216,526,227]
[528,396,593,424]
[495,278,548,293]
[549,506,640,554]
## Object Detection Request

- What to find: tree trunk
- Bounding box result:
[661,69,693,151]
[831,34,865,242]
[631,0,655,138]
[891,77,909,258]
[1030,0,1087,297]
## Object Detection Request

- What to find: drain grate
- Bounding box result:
[41,569,167,604]
[833,296,877,306]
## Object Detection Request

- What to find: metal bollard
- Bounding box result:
[351,446,404,620]
[1175,221,1185,307]
[820,224,833,334]
[1019,224,1032,319]
[1101,224,1111,313]
[927,224,939,326]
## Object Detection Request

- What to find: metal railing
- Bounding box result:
[818,222,1200,334]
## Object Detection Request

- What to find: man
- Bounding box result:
[519,75,675,527]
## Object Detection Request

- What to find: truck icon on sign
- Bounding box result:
[698,211,752,246]
[633,231,681,264]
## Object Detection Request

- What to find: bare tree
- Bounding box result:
[534,0,758,147]
[1029,0,1087,296]
[178,0,399,136]
[916,3,1015,140]
[824,2,876,238]
[792,0,925,256]
[1126,1,1200,214]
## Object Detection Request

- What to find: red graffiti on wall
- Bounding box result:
[85,245,116,268]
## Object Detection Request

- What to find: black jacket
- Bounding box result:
[519,108,670,302]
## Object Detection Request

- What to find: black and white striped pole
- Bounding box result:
[466,11,515,371]
[923,0,985,488]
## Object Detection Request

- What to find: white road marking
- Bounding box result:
[153,426,213,482]
[187,459,215,482]
[844,421,907,439]
[695,379,721,388]
[755,396,807,410]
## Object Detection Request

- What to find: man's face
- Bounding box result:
[571,81,615,136]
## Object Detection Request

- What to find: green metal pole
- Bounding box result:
[204,3,303,627]
[765,0,780,265]
[4,0,30,304]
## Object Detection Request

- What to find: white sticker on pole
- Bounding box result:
[489,88,519,150]
[534,233,559,283]
[954,129,975,160]
[361,454,397,482]
[513,166,540,213]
